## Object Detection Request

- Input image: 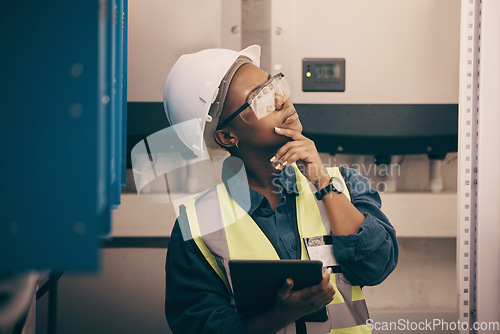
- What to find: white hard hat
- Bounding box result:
[163,45,261,159]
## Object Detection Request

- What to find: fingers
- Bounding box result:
[274,153,301,170]
[309,268,333,294]
[322,268,335,298]
[275,127,304,140]
[297,268,335,302]
[295,285,335,311]
[277,278,294,298]
[278,149,310,169]
[271,140,303,164]
[275,273,335,318]
[321,267,332,286]
[316,293,335,308]
[271,139,314,170]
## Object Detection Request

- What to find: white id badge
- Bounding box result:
[303,235,338,267]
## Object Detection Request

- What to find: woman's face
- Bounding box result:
[219,63,303,150]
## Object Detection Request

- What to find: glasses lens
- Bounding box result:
[278,76,291,97]
[240,75,291,124]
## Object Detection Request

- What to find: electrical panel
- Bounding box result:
[302,58,345,92]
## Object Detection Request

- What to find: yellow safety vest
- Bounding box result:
[182,164,371,334]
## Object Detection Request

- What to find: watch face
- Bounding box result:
[331,177,345,193]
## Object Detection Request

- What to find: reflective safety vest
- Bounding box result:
[181,164,371,334]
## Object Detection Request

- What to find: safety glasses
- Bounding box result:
[217,73,291,129]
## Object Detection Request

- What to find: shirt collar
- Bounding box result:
[278,165,300,196]
[221,158,299,215]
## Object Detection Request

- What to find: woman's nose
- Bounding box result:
[275,93,287,111]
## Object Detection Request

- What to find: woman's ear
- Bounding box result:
[214,129,238,148]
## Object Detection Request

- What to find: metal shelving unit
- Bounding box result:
[457,0,500,332]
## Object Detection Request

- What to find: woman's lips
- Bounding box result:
[282,110,299,125]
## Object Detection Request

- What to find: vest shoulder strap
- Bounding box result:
[183,197,231,291]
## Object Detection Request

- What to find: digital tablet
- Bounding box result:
[228,260,328,322]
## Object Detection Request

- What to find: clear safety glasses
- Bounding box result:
[217,73,291,129]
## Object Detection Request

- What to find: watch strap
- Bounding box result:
[315,177,341,200]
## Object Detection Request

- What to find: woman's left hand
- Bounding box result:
[271,127,331,189]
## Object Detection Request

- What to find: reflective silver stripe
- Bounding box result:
[196,188,225,237]
[282,322,295,334]
[335,273,353,302]
[308,167,350,235]
[306,299,371,333]
[328,300,370,329]
[304,167,370,333]
[329,274,369,329]
[276,321,300,334]
[305,273,369,333]
[305,315,331,334]
[194,188,235,299]
[309,181,332,235]
[306,302,369,332]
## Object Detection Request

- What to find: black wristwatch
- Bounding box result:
[314,177,344,200]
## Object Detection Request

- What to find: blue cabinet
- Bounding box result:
[0,0,127,271]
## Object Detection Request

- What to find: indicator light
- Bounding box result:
[306,71,311,78]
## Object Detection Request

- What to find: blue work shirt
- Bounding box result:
[228,164,300,260]
[165,164,398,334]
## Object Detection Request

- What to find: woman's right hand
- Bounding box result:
[272,268,335,323]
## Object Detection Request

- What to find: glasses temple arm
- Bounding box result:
[216,102,250,130]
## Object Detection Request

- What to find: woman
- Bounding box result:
[163,45,398,334]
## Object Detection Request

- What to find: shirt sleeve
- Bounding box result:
[165,208,247,334]
[330,167,399,286]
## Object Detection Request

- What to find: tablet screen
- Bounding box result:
[229,259,327,322]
